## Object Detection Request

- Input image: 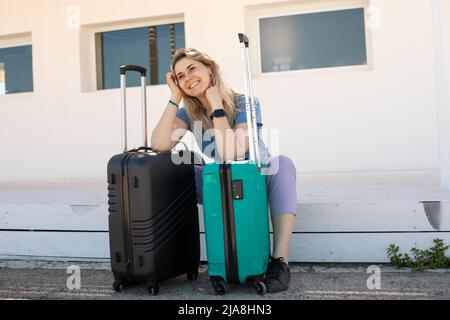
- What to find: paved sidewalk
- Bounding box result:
[0,260,449,300]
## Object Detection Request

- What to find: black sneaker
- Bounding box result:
[264,256,290,293]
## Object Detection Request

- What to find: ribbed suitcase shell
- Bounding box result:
[108,150,200,293]
[202,161,270,287]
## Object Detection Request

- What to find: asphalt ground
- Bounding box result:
[0,259,449,300]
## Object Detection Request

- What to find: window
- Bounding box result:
[259,8,367,73]
[96,22,185,89]
[0,63,5,95]
[0,45,33,95]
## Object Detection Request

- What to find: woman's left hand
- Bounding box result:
[205,86,223,110]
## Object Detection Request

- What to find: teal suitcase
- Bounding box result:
[202,161,270,295]
[202,33,270,295]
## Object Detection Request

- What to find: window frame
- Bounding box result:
[254,3,373,78]
[89,16,185,91]
[0,32,34,97]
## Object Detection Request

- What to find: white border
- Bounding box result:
[0,32,32,49]
[252,2,372,78]
[85,15,184,34]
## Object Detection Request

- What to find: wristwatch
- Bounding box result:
[210,108,227,120]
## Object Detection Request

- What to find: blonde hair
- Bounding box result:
[171,48,238,129]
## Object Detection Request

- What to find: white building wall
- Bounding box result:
[0,0,448,182]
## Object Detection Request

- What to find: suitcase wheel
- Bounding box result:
[112,280,125,292]
[148,285,159,296]
[212,280,227,296]
[253,281,267,296]
[187,270,199,281]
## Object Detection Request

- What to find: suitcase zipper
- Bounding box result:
[121,153,135,279]
[220,164,239,283]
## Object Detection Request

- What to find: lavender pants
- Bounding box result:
[194,155,297,217]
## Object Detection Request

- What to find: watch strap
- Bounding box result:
[210,108,226,120]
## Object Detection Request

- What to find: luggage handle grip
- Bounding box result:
[129,141,205,165]
[119,65,147,76]
[238,33,249,47]
[129,140,185,153]
[129,146,153,152]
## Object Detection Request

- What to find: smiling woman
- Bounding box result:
[171,48,238,132]
[150,48,241,156]
[175,61,211,99]
[150,47,298,293]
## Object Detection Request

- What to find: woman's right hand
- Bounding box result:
[166,72,183,101]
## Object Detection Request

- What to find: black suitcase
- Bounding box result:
[107,65,200,295]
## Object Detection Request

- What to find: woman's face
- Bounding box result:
[174,57,212,98]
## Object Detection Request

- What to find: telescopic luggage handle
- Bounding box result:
[119,64,148,152]
[238,33,262,167]
[120,65,147,76]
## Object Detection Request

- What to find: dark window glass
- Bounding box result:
[102,27,149,89]
[0,45,33,95]
[260,8,367,73]
[97,22,185,89]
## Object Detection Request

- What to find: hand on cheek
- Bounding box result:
[205,86,222,108]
